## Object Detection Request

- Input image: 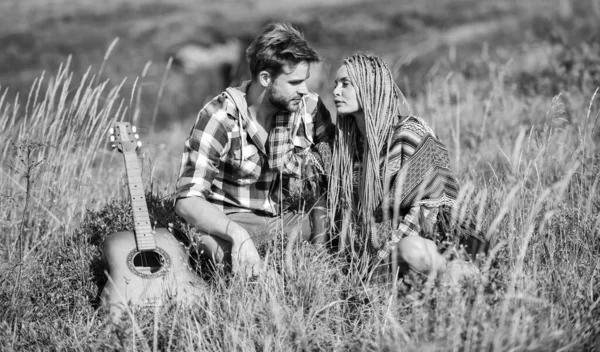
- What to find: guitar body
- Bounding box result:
[102,228,203,318]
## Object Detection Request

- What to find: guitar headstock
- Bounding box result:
[110,122,142,153]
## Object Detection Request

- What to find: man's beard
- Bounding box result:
[268,88,302,112]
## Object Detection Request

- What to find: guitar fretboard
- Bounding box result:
[123,152,156,251]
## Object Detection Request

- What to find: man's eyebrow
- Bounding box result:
[289,72,310,83]
[289,77,308,84]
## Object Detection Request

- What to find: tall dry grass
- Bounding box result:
[0,51,129,258]
[0,43,599,351]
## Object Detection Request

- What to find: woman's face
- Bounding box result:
[333,65,361,116]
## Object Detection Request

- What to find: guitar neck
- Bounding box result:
[123,151,156,251]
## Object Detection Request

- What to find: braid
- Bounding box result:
[329,54,412,247]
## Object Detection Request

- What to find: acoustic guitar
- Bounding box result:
[101,122,203,320]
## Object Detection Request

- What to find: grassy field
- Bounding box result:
[1,0,600,351]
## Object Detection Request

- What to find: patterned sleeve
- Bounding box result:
[175,103,229,200]
[397,205,438,237]
[375,205,439,262]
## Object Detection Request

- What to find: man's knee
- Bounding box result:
[197,234,230,263]
[395,236,446,276]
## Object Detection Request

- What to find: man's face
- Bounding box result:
[267,61,310,112]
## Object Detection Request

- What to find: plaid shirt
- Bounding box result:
[268,98,333,177]
[175,82,333,216]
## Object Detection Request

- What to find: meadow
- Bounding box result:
[0,0,599,350]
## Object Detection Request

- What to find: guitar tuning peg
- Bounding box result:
[137,141,142,147]
[109,127,114,134]
[110,136,115,142]
[132,126,137,133]
[134,134,139,139]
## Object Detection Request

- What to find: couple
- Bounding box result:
[175,22,460,282]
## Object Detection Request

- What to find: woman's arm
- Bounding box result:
[375,205,446,278]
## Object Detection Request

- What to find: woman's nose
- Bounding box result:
[333,84,340,96]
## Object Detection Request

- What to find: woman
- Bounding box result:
[328,54,461,280]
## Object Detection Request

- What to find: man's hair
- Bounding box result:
[246,22,319,79]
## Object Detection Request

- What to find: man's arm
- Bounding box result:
[174,109,244,241]
[175,197,250,247]
[175,103,261,275]
[175,197,261,277]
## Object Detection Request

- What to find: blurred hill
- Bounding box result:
[1,0,599,130]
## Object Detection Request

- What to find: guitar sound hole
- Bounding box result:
[133,251,165,274]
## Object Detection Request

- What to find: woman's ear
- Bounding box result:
[258,71,271,87]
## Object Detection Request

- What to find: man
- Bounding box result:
[175,22,334,278]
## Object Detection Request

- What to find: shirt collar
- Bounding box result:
[224,81,269,155]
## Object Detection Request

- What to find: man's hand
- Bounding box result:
[230,229,264,278]
[176,197,265,277]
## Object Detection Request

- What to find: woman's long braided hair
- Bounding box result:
[328,54,411,250]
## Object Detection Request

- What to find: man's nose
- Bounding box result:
[297,82,309,96]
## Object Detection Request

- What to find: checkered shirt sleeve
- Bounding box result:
[375,205,439,262]
[175,105,228,200]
